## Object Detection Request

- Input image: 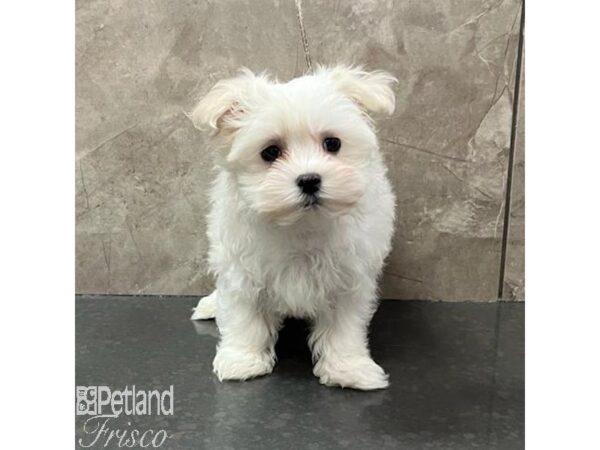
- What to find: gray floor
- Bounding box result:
[76,296,524,449]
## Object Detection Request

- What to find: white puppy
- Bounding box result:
[190,66,397,390]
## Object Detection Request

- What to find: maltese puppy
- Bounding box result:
[190,65,397,390]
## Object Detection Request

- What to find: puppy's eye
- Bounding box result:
[261,145,282,162]
[323,137,341,153]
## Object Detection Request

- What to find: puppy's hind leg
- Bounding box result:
[191,290,218,320]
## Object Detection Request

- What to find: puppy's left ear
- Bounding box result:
[320,65,397,115]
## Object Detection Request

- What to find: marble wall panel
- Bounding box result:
[502,56,524,301]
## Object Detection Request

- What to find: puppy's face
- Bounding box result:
[192,66,396,226]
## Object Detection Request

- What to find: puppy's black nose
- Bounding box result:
[296,173,321,195]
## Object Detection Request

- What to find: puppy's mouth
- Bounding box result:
[301,194,320,209]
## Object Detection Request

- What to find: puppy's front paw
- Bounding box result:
[314,356,389,390]
[213,346,275,381]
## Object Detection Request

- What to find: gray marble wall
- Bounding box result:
[76,0,525,301]
[503,56,525,301]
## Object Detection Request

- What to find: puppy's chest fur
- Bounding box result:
[257,228,361,317]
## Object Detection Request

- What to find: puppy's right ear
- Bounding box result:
[191,68,260,134]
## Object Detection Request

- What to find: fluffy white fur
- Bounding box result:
[190,65,397,390]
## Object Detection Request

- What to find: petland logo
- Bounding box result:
[76,385,174,448]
